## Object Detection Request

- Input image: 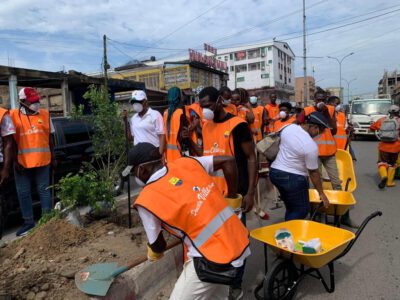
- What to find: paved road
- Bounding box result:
[243,140,399,300]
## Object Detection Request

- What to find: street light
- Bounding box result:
[327,52,354,100]
[342,78,357,104]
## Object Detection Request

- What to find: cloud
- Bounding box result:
[0,0,398,98]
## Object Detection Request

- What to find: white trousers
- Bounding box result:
[169,259,229,300]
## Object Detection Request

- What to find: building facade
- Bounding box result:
[216,41,295,101]
[378,70,400,100]
[295,76,315,107]
[326,87,343,99]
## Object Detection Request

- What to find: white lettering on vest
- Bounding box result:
[190,182,215,216]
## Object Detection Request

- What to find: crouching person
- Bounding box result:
[128,143,251,300]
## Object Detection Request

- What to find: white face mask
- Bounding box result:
[249,96,257,104]
[202,108,215,120]
[26,102,40,115]
[134,176,146,187]
[279,111,287,119]
[222,99,231,106]
[335,104,342,112]
[316,102,325,109]
[132,103,143,113]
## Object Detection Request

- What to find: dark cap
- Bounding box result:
[128,143,161,167]
[306,111,330,129]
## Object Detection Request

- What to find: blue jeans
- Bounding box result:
[14,164,52,222]
[269,168,310,221]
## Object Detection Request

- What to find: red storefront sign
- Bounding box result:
[189,49,227,71]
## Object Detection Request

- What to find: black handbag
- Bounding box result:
[193,257,240,286]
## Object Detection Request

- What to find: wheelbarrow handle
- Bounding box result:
[335,211,382,261]
[310,201,324,221]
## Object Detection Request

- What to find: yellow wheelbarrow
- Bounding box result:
[251,211,382,300]
[309,189,356,227]
[323,149,357,192]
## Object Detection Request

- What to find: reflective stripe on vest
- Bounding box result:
[18,147,50,154]
[334,135,347,139]
[193,206,234,248]
[314,137,336,145]
[166,144,179,150]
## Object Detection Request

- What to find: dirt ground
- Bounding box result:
[0,215,150,300]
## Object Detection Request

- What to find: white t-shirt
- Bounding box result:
[137,156,251,267]
[0,114,16,163]
[271,124,319,176]
[129,108,164,147]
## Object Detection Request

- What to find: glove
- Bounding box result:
[147,244,164,262]
[225,194,243,211]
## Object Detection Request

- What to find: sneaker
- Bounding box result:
[16,222,35,237]
[229,287,244,300]
[378,177,387,189]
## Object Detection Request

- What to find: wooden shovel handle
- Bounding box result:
[125,239,181,270]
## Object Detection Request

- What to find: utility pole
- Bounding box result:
[327,52,354,101]
[103,34,109,91]
[302,0,307,108]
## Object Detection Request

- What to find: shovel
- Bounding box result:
[75,239,181,296]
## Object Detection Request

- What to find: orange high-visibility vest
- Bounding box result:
[265,103,280,133]
[304,106,337,157]
[334,111,347,150]
[250,106,265,142]
[237,105,249,121]
[186,102,203,121]
[134,157,249,264]
[223,103,238,116]
[203,116,246,195]
[10,108,51,168]
[272,115,296,132]
[0,108,7,124]
[163,108,183,162]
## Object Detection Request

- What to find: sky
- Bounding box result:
[1,0,399,100]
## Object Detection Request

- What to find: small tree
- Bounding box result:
[72,85,126,196]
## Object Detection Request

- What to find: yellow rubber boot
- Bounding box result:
[378,165,388,189]
[387,167,396,187]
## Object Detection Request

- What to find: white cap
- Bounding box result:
[389,105,399,112]
[131,90,147,102]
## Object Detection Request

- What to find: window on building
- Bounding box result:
[235,64,247,73]
[268,46,272,51]
[237,76,245,82]
[247,48,260,59]
[260,61,265,70]
[278,62,280,68]
[230,53,233,60]
[289,78,291,83]
[235,51,247,61]
[280,74,283,80]
[190,68,199,83]
[261,47,266,57]
[248,62,261,71]
[261,73,269,79]
[268,59,272,64]
[230,66,234,72]
[217,56,221,60]
[224,56,228,61]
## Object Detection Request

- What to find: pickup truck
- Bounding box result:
[0,117,93,238]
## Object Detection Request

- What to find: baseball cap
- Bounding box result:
[131,90,147,103]
[389,105,399,112]
[19,87,40,103]
[306,111,330,129]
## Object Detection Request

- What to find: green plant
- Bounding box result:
[54,171,114,210]
[72,85,126,187]
[36,209,61,228]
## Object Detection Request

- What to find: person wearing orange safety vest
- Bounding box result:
[163,87,186,162]
[128,142,250,300]
[327,96,348,150]
[249,95,267,142]
[220,86,238,116]
[232,88,255,125]
[197,86,256,298]
[10,88,56,237]
[271,102,297,133]
[265,93,280,133]
[0,107,15,186]
[370,105,400,189]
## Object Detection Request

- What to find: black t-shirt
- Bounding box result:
[214,113,253,195]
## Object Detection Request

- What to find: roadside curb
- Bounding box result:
[92,239,183,300]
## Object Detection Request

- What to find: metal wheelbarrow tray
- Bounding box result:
[309,189,356,218]
[251,211,382,300]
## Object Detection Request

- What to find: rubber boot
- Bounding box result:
[378,165,388,189]
[340,211,359,229]
[387,167,396,187]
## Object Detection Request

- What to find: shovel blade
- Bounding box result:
[75,263,119,296]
